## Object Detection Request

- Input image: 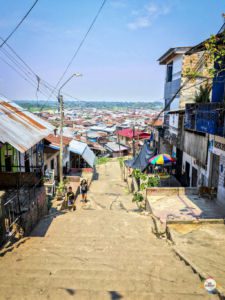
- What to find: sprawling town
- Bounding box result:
[0,1,225,299]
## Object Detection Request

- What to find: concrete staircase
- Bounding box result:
[0,162,218,299]
[0,209,217,300]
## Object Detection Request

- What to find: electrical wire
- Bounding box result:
[47,0,108,101]
[152,25,224,125]
[0,0,39,48]
[0,38,83,105]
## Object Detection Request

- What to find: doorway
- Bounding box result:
[211,153,220,188]
[25,155,30,172]
[176,148,183,179]
[5,156,12,172]
[192,167,198,187]
[185,162,190,187]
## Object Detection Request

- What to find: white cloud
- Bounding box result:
[127,1,171,30]
[127,17,151,30]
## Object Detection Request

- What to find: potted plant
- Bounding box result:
[132,192,145,210]
[56,182,65,201]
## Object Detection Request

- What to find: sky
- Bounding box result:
[0,0,224,102]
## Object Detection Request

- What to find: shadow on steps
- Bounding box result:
[30,209,66,237]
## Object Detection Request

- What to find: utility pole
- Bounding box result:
[58,73,82,185]
[59,94,64,184]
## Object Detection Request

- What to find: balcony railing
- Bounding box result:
[185,103,225,137]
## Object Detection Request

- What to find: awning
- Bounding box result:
[124,140,155,171]
[69,140,96,168]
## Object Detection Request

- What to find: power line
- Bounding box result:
[47,0,108,100]
[0,38,82,103]
[0,54,51,99]
[0,36,85,109]
[0,0,39,48]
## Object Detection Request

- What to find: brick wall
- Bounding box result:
[180,51,213,110]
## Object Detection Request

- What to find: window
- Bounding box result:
[166,62,173,82]
[50,159,54,170]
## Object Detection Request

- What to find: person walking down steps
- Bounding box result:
[80,179,88,203]
[66,186,76,211]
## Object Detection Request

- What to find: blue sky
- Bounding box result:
[0,0,224,102]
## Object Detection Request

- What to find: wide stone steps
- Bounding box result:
[5,245,172,256]
[0,264,199,280]
[0,260,195,276]
[1,256,189,270]
[0,276,207,294]
[0,286,217,300]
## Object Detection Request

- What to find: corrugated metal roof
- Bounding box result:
[69,140,96,168]
[105,142,129,152]
[0,100,55,153]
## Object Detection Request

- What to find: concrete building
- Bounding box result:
[156,46,211,187]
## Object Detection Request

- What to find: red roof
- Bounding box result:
[139,133,150,139]
[45,134,72,147]
[117,128,144,138]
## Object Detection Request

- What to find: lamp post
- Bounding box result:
[58,73,82,184]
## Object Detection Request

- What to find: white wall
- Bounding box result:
[169,113,179,130]
[170,96,180,111]
[172,55,183,80]
[208,135,225,205]
[182,152,208,187]
[44,152,59,176]
[218,155,225,206]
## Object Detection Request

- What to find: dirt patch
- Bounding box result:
[169,223,202,235]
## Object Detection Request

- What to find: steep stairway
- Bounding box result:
[0,209,217,300]
[0,161,218,299]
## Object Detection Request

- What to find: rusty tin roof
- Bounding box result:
[0,100,55,153]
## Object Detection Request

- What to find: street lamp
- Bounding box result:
[58,73,82,184]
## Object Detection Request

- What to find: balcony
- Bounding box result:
[185,103,225,137]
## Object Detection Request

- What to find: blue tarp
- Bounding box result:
[124,140,155,171]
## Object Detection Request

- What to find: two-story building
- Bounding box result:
[0,99,54,244]
[184,29,225,204]
[156,46,212,186]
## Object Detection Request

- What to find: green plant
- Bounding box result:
[133,169,142,180]
[147,176,160,187]
[194,84,211,103]
[56,182,65,195]
[183,32,225,80]
[132,192,144,203]
[96,157,110,165]
[118,157,124,168]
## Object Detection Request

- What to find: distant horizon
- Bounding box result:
[14,99,163,103]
